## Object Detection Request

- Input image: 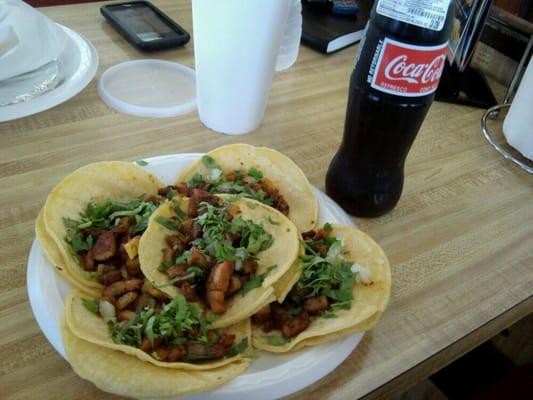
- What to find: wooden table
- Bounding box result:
[1,1,532,399]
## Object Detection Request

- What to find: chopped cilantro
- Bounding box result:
[62,196,159,255]
[202,155,219,169]
[63,218,94,253]
[82,298,99,314]
[323,222,333,232]
[321,310,337,318]
[109,294,208,348]
[187,173,204,188]
[226,338,249,357]
[192,203,273,264]
[108,204,145,220]
[292,234,355,311]
[171,200,187,221]
[185,352,215,361]
[247,167,263,180]
[241,265,276,296]
[265,335,288,346]
[182,167,279,209]
[166,188,177,200]
[241,273,263,296]
[266,215,280,225]
[186,266,204,276]
[249,189,273,206]
[134,159,149,166]
[154,216,182,231]
[158,259,174,273]
[287,306,303,316]
[330,300,352,310]
[158,266,205,288]
[248,349,262,360]
[109,312,144,347]
[175,250,191,264]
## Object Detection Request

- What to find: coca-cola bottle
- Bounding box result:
[326,0,454,217]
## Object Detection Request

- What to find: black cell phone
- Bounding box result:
[100,1,190,51]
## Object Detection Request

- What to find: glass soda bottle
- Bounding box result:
[326,0,454,217]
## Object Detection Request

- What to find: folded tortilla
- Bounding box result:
[41,162,162,292]
[139,196,300,329]
[61,317,250,399]
[65,290,251,371]
[252,225,391,352]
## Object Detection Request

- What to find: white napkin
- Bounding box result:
[503,59,533,161]
[0,0,67,81]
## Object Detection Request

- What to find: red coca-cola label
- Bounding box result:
[370,38,448,97]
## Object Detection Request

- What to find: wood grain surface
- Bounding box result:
[1,1,532,399]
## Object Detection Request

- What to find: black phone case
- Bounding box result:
[100,1,190,51]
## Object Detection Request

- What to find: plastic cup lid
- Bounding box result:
[98,59,196,118]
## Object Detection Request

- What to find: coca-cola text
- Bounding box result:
[371,38,448,96]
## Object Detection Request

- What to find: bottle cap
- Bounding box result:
[98,59,196,118]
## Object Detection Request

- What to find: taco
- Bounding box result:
[65,288,251,369]
[138,194,300,328]
[174,144,318,232]
[62,318,250,399]
[251,223,391,352]
[40,162,163,293]
[36,210,100,298]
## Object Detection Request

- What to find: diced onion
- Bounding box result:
[210,168,222,181]
[99,300,116,323]
[351,262,372,284]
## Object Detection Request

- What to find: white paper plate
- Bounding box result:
[27,153,363,400]
[0,24,98,122]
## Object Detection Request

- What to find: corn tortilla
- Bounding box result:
[178,144,318,232]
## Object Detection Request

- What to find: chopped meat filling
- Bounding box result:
[157,190,273,315]
[96,275,239,363]
[180,168,290,216]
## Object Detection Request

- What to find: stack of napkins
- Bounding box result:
[503,60,533,162]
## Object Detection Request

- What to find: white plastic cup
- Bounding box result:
[276,0,302,71]
[192,0,291,135]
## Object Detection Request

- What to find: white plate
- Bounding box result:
[27,153,363,400]
[0,24,98,122]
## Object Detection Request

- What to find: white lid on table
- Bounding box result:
[97,59,196,118]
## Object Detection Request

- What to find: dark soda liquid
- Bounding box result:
[326,3,452,217]
[326,82,432,217]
